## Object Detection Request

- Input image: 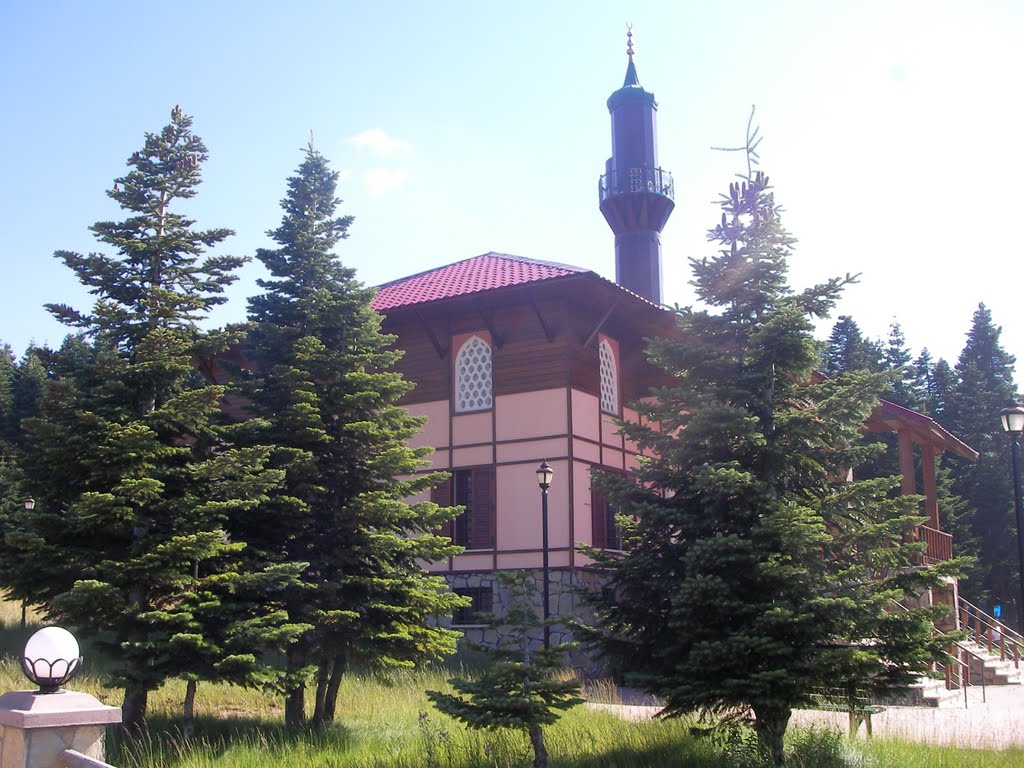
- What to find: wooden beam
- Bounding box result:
[583,300,619,349]
[477,305,504,348]
[414,309,448,359]
[921,443,940,529]
[531,295,555,342]
[897,429,917,497]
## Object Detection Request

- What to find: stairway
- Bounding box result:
[948,598,1024,694]
[959,639,1023,686]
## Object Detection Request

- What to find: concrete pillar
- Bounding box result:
[0,690,121,768]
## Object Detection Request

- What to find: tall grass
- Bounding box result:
[0,599,1021,767]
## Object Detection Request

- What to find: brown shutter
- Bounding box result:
[471,466,495,549]
[432,476,453,539]
[591,485,607,549]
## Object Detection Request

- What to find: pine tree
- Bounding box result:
[1,108,288,729]
[239,145,464,729]
[928,358,957,420]
[884,321,917,408]
[0,344,27,554]
[822,316,883,376]
[0,343,49,615]
[428,571,583,768]
[584,144,959,764]
[912,348,935,411]
[944,304,1019,609]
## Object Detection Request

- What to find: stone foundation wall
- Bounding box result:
[443,568,608,676]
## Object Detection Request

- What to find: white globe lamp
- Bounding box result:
[21,626,82,693]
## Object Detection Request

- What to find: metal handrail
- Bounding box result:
[935,646,977,706]
[890,597,985,701]
[959,598,1024,669]
[960,597,1024,644]
[598,167,675,202]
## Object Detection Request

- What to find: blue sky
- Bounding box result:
[3,1,1022,387]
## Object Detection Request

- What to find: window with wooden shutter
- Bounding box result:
[440,466,496,550]
[431,476,453,540]
[469,466,495,550]
[591,486,608,549]
[591,474,625,550]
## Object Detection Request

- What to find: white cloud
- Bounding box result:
[364,168,410,196]
[348,128,411,156]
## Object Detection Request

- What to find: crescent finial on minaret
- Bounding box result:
[622,25,640,88]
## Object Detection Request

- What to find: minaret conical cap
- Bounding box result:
[608,26,655,110]
[623,25,640,87]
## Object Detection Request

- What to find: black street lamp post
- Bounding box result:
[1000,404,1024,635]
[536,460,554,650]
[21,496,35,629]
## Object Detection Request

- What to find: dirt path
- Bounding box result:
[588,685,1024,750]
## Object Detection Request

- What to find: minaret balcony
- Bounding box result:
[599,167,674,203]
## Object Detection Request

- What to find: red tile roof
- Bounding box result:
[371,252,586,311]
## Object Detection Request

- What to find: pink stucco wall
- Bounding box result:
[600,413,622,448]
[571,389,600,442]
[572,437,601,465]
[496,389,567,440]
[495,461,569,552]
[452,445,493,467]
[453,410,493,446]
[497,437,568,465]
[405,400,451,451]
[573,460,596,552]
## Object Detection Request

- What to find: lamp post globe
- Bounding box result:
[21,626,82,693]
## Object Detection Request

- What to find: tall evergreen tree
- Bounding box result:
[239,145,463,729]
[0,343,49,610]
[821,315,883,376]
[0,344,26,542]
[0,108,288,728]
[585,148,958,764]
[928,358,957,421]
[884,321,917,408]
[944,304,1019,608]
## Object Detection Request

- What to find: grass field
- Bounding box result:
[2,600,1023,767]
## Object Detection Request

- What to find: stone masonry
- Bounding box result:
[443,568,608,674]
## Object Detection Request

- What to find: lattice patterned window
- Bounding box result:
[599,339,618,414]
[455,336,493,412]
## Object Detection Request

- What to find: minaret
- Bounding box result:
[598,28,674,304]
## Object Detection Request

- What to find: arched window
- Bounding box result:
[599,339,618,414]
[455,335,493,412]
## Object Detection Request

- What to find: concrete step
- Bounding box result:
[958,643,1024,686]
[901,678,963,708]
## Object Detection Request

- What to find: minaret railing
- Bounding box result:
[599,167,674,203]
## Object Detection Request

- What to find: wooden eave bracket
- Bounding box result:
[414,309,448,359]
[583,299,619,348]
[530,294,555,342]
[476,304,505,348]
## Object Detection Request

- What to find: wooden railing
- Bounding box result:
[918,525,952,563]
